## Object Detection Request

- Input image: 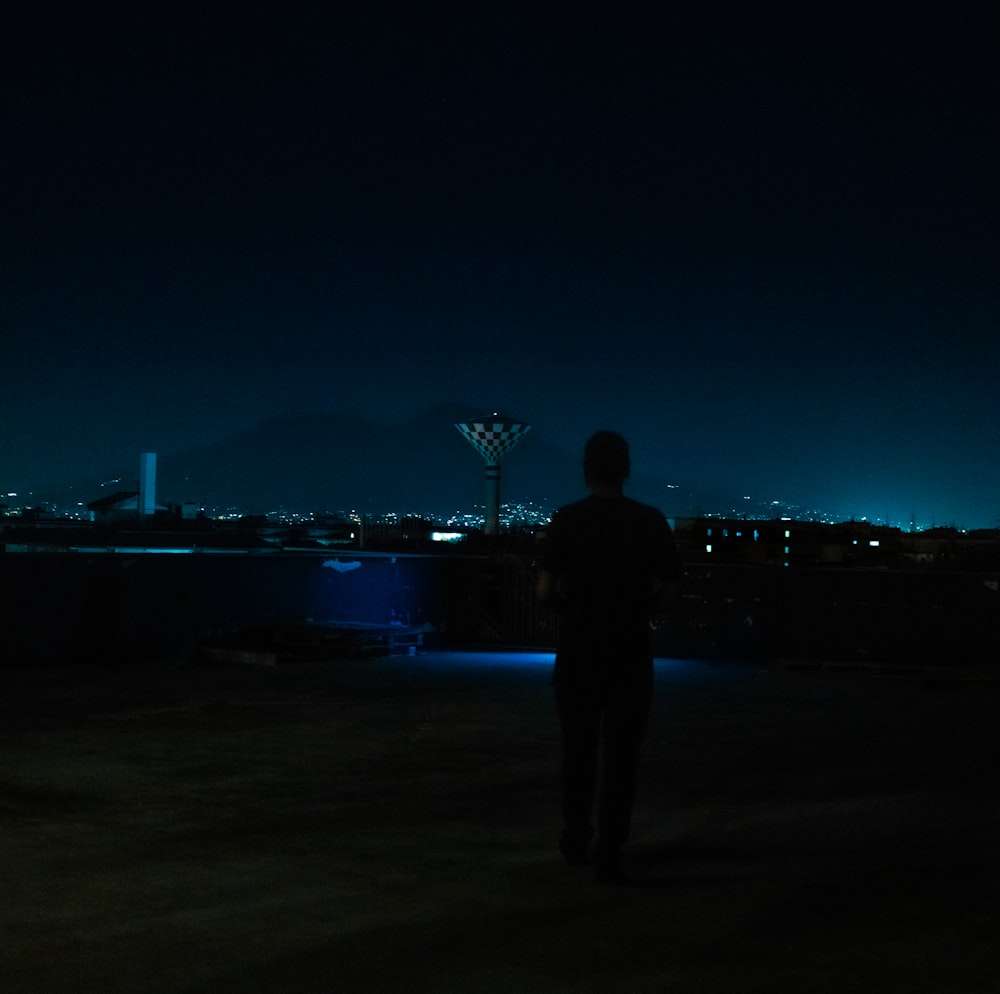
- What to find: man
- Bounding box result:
[537,430,681,882]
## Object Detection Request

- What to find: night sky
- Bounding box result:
[3,6,997,528]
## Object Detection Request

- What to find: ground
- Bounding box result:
[2,652,997,993]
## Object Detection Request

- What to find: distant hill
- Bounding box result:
[47,404,729,519]
[155,405,586,516]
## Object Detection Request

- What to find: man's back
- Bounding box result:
[541,493,679,665]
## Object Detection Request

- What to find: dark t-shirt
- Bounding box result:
[539,494,681,676]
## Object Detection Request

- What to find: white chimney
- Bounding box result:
[139,452,157,517]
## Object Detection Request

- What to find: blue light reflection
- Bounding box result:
[420,650,555,670]
[406,651,745,684]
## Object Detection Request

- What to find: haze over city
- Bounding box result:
[3,7,997,530]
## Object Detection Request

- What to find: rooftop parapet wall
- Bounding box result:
[0,553,469,665]
[1,554,998,668]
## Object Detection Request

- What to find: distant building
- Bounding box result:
[87,491,168,522]
[87,451,168,521]
[139,452,157,517]
[673,518,906,568]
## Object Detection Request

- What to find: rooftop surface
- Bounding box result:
[3,652,997,993]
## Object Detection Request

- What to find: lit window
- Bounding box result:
[706,544,713,554]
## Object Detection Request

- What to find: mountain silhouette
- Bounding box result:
[52,404,723,519]
[156,405,585,516]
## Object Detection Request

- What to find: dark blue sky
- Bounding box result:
[3,5,998,527]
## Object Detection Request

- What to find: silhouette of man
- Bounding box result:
[537,430,680,882]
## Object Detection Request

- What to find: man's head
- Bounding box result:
[583,430,630,491]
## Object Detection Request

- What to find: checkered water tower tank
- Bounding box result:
[455,416,532,534]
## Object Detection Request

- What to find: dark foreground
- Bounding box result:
[2,652,997,993]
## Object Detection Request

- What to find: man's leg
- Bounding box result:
[555,682,602,864]
[595,667,653,877]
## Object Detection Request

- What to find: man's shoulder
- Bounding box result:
[545,497,587,529]
[614,496,671,533]
[550,495,669,530]
[553,494,663,512]
[551,496,595,518]
[620,496,666,519]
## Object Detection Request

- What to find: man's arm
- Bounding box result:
[650,515,682,622]
[535,511,565,609]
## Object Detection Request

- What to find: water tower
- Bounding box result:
[455,415,532,534]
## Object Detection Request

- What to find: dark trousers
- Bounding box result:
[554,662,653,857]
